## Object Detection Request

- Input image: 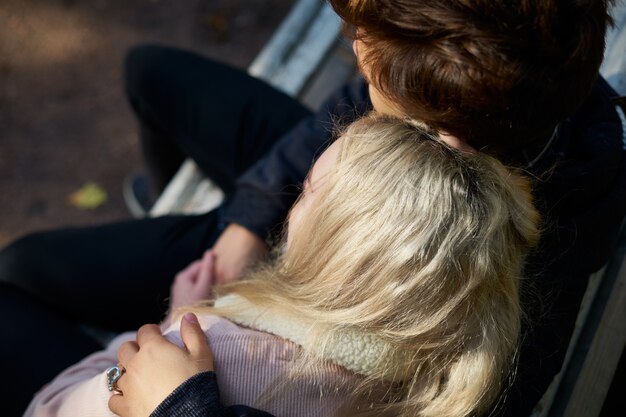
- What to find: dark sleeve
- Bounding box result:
[222,79,371,239]
[150,371,275,417]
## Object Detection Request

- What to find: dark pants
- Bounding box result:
[0,45,312,415]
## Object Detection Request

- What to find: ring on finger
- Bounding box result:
[106,364,125,394]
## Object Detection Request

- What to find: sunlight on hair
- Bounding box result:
[184,115,541,417]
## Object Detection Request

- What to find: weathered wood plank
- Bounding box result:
[562,257,626,417]
[300,40,357,110]
[265,4,342,96]
[602,1,626,96]
[248,0,324,83]
[151,160,223,216]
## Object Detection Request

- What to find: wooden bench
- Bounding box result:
[150,1,626,416]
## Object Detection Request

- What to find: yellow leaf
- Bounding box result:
[68,182,108,210]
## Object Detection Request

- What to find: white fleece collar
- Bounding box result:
[215,294,410,380]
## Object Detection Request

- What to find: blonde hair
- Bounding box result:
[190,116,540,417]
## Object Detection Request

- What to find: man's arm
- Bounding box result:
[211,79,371,284]
[222,79,371,240]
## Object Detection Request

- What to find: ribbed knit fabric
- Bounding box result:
[25,315,363,417]
[168,315,362,417]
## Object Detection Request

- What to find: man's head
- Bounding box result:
[330,0,614,154]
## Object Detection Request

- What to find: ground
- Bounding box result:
[0,0,292,248]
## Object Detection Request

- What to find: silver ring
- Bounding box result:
[106,365,125,393]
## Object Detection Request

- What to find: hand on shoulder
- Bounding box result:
[109,314,214,417]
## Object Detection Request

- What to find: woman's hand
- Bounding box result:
[109,313,214,417]
[163,223,267,327]
[162,250,215,328]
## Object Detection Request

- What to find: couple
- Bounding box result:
[3,0,626,416]
[25,115,540,416]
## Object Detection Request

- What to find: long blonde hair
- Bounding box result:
[192,116,540,417]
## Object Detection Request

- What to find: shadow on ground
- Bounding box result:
[0,0,292,247]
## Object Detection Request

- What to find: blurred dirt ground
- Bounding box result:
[0,0,293,248]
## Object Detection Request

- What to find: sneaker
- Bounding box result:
[123,173,154,218]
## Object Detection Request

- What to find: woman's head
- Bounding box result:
[219,116,541,416]
[286,137,342,248]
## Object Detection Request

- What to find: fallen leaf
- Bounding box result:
[200,12,231,41]
[68,182,108,209]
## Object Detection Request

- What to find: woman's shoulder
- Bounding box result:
[164,314,298,356]
[199,315,363,417]
[164,313,365,417]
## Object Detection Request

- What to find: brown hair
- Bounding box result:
[330,0,613,154]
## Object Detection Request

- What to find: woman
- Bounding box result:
[26,116,540,417]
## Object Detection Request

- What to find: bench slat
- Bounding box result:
[248,0,325,82]
[601,1,626,96]
[150,160,220,216]
[563,250,626,417]
[266,5,341,96]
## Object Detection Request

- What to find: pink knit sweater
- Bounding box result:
[24,313,363,417]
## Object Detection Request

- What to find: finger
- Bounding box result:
[117,341,139,367]
[108,393,128,416]
[180,313,214,368]
[197,252,215,293]
[198,251,215,283]
[187,259,203,284]
[136,323,165,347]
[174,260,202,284]
[115,367,128,394]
